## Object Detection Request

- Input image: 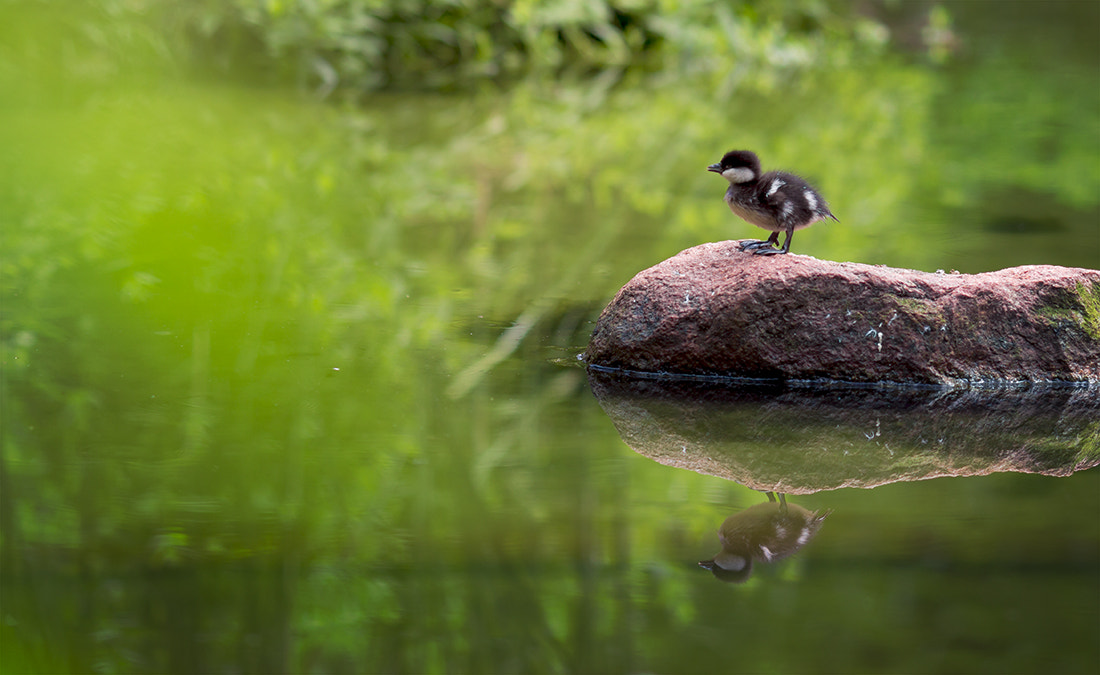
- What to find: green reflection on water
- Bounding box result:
[2,1,1098,673]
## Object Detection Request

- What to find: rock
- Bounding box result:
[584,241,1100,385]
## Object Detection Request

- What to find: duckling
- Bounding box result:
[699,492,830,583]
[707,150,838,255]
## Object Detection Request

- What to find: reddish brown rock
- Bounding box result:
[584,241,1100,385]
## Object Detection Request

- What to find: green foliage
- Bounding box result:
[155,0,880,93]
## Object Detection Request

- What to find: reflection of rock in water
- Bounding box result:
[700,493,830,583]
[588,369,1100,494]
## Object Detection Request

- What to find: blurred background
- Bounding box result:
[2,1,1098,673]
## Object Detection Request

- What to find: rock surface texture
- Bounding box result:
[584,241,1100,385]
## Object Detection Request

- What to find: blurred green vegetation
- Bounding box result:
[1,0,1098,673]
[156,0,879,93]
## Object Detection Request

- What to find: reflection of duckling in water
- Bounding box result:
[699,492,830,583]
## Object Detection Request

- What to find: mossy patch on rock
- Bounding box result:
[1074,281,1100,339]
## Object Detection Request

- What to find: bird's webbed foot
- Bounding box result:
[738,239,778,252]
[740,230,790,255]
[765,491,789,514]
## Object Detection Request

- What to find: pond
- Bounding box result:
[2,2,1098,673]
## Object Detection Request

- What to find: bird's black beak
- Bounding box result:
[707,163,722,173]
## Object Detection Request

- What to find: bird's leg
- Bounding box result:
[765,491,789,514]
[754,227,792,255]
[738,231,780,252]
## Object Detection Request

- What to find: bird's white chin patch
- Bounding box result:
[722,167,755,184]
[714,552,748,571]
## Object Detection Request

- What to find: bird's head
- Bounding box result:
[707,149,761,185]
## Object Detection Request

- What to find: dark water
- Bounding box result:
[2,2,1099,673]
